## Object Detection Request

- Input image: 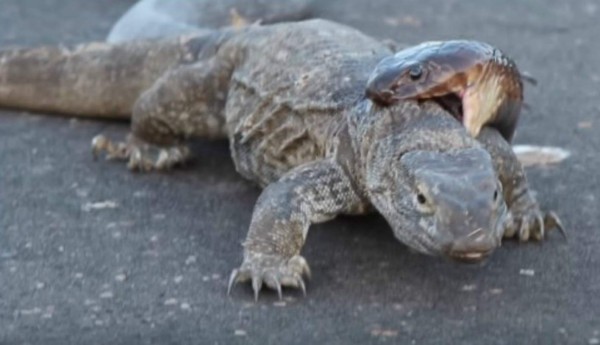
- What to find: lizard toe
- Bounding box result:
[227,253,310,301]
[506,201,565,242]
[517,214,532,242]
[91,134,190,171]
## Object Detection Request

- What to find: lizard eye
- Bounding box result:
[409,65,423,81]
[415,191,434,214]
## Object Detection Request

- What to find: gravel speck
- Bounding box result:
[519,269,535,277]
[99,291,114,299]
[164,298,178,306]
[234,330,247,336]
[185,256,197,265]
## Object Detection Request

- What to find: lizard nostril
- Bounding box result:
[417,193,427,205]
[493,189,499,202]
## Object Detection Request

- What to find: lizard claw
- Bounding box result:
[252,276,263,302]
[227,253,310,301]
[297,275,307,297]
[227,268,241,296]
[545,211,567,240]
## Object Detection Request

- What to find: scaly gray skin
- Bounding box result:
[0,20,561,299]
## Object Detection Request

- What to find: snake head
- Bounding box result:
[367,40,525,141]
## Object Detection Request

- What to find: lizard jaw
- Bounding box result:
[449,251,493,264]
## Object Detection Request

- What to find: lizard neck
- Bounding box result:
[327,99,480,204]
[341,99,477,193]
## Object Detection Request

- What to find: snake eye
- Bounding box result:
[409,64,423,80]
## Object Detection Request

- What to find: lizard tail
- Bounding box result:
[0,38,199,119]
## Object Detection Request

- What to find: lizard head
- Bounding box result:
[366,143,507,262]
[366,40,524,141]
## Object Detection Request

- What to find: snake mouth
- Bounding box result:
[431,93,464,122]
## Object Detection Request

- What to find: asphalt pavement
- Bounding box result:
[0,0,599,344]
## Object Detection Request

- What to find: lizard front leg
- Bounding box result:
[477,128,565,241]
[228,159,366,300]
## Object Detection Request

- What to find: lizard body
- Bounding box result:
[0,19,562,299]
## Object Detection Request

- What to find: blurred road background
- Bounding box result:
[0,0,598,344]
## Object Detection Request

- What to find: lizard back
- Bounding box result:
[222,20,392,185]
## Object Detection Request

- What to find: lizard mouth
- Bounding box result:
[449,250,494,263]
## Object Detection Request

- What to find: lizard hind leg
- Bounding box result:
[92,58,231,171]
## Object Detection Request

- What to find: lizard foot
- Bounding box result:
[91,134,190,171]
[228,253,310,301]
[503,198,566,242]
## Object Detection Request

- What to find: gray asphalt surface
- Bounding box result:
[0,1,599,344]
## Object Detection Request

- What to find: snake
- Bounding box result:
[366,40,534,142]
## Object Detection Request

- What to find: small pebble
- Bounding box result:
[174,276,183,284]
[152,213,166,220]
[133,191,147,198]
[185,256,197,265]
[115,274,127,282]
[371,328,399,338]
[84,299,96,306]
[180,303,191,310]
[490,288,503,295]
[82,201,118,212]
[99,291,114,299]
[461,284,476,292]
[20,308,41,316]
[234,330,247,337]
[164,298,178,306]
[519,269,535,277]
